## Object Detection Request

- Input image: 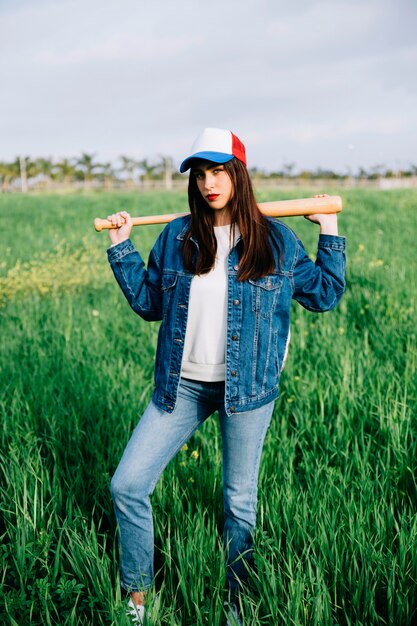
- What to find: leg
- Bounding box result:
[111,381,215,592]
[219,401,274,598]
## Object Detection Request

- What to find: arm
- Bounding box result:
[106,211,163,321]
[292,198,346,312]
[304,206,339,236]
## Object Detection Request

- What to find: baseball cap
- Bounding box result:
[180,127,247,173]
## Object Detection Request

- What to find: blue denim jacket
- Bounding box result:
[107,216,346,415]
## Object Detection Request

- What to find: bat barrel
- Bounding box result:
[259,195,342,217]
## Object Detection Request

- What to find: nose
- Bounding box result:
[204,172,215,190]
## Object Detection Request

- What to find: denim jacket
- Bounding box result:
[107,215,346,416]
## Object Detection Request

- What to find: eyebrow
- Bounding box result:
[192,164,223,174]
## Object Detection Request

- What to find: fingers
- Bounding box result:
[107,211,131,228]
[107,211,133,244]
[313,194,329,198]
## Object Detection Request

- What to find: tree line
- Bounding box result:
[1,153,416,192]
[0,153,176,192]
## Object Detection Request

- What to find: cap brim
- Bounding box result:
[179,151,234,173]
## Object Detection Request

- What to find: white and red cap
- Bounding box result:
[180,127,247,173]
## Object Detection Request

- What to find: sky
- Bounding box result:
[1,0,416,173]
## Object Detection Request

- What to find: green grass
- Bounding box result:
[0,189,416,625]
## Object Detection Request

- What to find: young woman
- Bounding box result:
[106,128,346,624]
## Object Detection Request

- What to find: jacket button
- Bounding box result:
[231,370,237,377]
[232,335,238,341]
[234,264,239,271]
[233,299,240,305]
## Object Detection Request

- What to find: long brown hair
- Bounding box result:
[182,158,279,281]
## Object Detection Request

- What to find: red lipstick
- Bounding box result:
[207,194,219,201]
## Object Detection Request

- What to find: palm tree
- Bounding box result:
[119,156,139,189]
[99,162,116,190]
[54,158,76,187]
[282,162,296,178]
[138,159,159,189]
[76,152,101,189]
[159,155,173,190]
[17,156,31,192]
[0,161,19,192]
[34,157,55,190]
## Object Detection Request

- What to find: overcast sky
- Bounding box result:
[1,0,416,173]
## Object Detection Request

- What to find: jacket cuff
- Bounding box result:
[318,234,346,251]
[107,238,136,263]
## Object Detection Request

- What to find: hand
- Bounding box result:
[107,211,133,245]
[304,194,338,235]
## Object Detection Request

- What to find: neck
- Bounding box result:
[213,208,231,227]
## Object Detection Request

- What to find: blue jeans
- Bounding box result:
[110,378,274,595]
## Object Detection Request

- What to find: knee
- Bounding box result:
[110,468,153,505]
[110,471,125,501]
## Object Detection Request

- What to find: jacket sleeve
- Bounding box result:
[107,237,163,321]
[292,234,346,312]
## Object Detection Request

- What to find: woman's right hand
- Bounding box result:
[107,211,133,245]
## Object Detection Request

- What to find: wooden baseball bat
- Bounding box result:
[93,195,342,231]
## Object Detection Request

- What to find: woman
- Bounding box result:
[106,128,346,624]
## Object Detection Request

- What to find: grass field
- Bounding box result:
[1,188,416,626]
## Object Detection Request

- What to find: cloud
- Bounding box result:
[279,115,413,145]
[0,0,416,170]
[33,34,201,66]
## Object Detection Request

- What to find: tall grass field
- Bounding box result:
[1,189,416,626]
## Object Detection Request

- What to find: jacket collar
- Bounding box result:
[176,219,191,241]
[176,217,199,246]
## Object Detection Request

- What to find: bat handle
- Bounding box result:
[94,218,114,232]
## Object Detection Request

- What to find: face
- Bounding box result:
[191,160,234,217]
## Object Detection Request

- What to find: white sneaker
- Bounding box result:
[127,599,145,624]
[225,601,243,626]
[127,595,159,624]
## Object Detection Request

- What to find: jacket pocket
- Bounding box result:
[161,272,178,319]
[249,275,282,317]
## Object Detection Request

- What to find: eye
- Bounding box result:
[213,167,224,174]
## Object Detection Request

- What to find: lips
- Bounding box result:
[207,194,220,201]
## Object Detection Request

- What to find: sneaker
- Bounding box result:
[224,600,243,626]
[126,595,159,625]
[126,599,145,624]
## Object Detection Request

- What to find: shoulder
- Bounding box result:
[266,216,299,246]
[152,214,191,247]
[159,214,191,240]
[149,215,190,266]
[265,217,302,272]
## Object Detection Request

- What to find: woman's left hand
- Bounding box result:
[304,194,338,235]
